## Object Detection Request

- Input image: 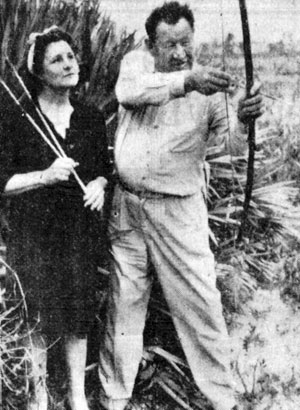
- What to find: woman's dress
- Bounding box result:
[0,98,110,340]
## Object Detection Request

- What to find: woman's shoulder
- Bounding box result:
[70,99,106,137]
[0,101,28,135]
[71,99,105,122]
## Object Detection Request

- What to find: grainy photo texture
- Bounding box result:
[0,1,300,410]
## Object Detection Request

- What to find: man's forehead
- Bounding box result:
[155,18,194,41]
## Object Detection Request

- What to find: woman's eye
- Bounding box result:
[51,56,62,64]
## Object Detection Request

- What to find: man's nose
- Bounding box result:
[173,43,186,59]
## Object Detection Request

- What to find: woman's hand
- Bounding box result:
[83,177,107,211]
[41,157,79,185]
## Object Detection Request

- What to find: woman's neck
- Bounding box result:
[38,88,74,139]
[38,86,71,108]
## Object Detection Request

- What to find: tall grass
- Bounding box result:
[0,0,136,119]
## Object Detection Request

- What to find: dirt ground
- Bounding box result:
[230,288,300,410]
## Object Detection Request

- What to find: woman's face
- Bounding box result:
[40,40,79,91]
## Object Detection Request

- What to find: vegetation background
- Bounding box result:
[1,1,300,409]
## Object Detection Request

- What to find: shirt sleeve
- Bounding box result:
[115,49,186,107]
[207,93,248,156]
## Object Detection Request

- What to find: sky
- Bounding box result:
[99,0,300,47]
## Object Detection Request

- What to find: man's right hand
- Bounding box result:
[185,67,232,96]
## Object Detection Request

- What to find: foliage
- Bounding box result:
[0,0,135,121]
[193,41,300,309]
[0,256,34,409]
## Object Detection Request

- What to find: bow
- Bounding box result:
[237,0,256,243]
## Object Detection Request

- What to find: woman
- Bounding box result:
[0,27,110,410]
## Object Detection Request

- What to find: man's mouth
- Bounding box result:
[172,61,188,70]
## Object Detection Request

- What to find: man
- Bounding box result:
[99,2,263,410]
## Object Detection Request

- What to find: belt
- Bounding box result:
[118,179,171,199]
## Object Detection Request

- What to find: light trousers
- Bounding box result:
[99,184,236,410]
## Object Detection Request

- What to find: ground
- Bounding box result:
[79,287,300,410]
[230,288,300,410]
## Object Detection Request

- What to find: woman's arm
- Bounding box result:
[4,170,46,196]
[3,157,78,196]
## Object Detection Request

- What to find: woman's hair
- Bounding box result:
[22,27,76,98]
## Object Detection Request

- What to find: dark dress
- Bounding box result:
[0,98,110,340]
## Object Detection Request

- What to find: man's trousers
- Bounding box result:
[99,184,236,410]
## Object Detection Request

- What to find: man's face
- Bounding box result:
[150,18,194,72]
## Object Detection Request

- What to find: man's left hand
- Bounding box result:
[237,82,264,124]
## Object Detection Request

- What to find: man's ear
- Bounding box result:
[145,38,155,56]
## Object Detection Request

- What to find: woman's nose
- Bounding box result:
[63,57,73,69]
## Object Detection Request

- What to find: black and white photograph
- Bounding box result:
[0,1,300,410]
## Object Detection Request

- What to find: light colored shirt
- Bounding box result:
[114,49,247,196]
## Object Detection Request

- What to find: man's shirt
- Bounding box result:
[114,49,247,196]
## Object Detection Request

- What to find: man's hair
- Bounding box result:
[145,1,194,44]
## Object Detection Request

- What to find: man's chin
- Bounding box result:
[158,62,191,73]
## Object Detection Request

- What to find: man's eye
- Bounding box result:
[166,43,176,50]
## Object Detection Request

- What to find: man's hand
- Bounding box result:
[83,177,107,211]
[237,82,264,124]
[185,67,232,96]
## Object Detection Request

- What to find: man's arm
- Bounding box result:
[115,50,186,108]
[116,50,232,109]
